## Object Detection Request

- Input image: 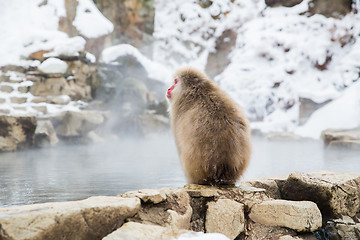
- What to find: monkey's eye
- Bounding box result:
[174,78,178,84]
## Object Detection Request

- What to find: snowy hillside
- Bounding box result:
[154,0,360,138]
[0,0,359,139]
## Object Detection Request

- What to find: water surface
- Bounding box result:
[0,134,359,207]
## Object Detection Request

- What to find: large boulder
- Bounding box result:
[249,200,322,232]
[0,196,141,240]
[281,171,360,217]
[0,116,37,151]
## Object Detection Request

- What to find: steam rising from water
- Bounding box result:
[0,134,359,207]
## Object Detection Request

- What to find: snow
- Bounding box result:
[38,58,68,74]
[176,232,230,240]
[0,0,111,67]
[101,44,171,83]
[295,81,360,138]
[44,36,86,57]
[73,0,114,39]
[0,0,66,66]
[154,0,360,137]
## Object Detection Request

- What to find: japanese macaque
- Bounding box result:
[167,67,251,186]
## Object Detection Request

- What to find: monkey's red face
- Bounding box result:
[166,78,178,99]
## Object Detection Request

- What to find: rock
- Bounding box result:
[265,0,303,7]
[206,199,245,239]
[278,235,317,240]
[31,105,47,114]
[0,116,36,151]
[58,0,112,58]
[249,199,322,232]
[128,188,192,231]
[52,111,104,137]
[0,196,140,240]
[246,221,296,240]
[38,57,68,74]
[30,77,91,101]
[17,86,29,93]
[321,217,360,240]
[10,97,27,104]
[28,50,51,61]
[184,184,271,232]
[241,176,287,199]
[51,95,71,105]
[185,184,271,208]
[321,128,360,149]
[0,85,13,93]
[93,0,155,57]
[205,29,237,78]
[30,77,68,96]
[122,189,167,204]
[281,171,360,217]
[0,98,6,104]
[266,132,302,140]
[307,0,354,18]
[328,140,360,150]
[31,96,49,104]
[0,109,11,115]
[66,60,97,87]
[299,98,331,125]
[102,222,190,240]
[34,120,59,147]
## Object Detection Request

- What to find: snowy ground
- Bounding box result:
[154,0,360,138]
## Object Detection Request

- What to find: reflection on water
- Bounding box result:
[0,134,359,207]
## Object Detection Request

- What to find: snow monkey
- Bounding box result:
[166,67,251,186]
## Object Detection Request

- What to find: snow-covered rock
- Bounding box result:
[73,0,114,38]
[295,81,360,138]
[38,58,68,74]
[101,44,171,84]
[45,36,86,57]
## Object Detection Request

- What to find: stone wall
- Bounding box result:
[1,171,360,239]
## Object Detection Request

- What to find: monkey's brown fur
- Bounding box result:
[168,67,251,186]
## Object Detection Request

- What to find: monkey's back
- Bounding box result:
[172,87,251,186]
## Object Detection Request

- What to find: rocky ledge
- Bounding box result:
[1,171,360,240]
